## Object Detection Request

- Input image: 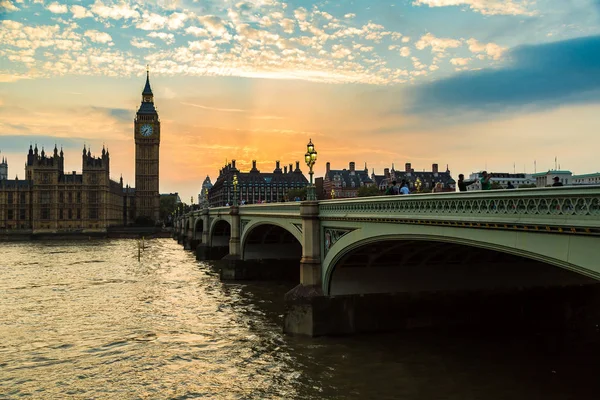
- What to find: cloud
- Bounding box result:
[94,107,131,122]
[136,12,168,30]
[0,73,31,82]
[450,57,470,66]
[466,38,506,60]
[415,33,462,54]
[344,13,356,18]
[131,38,154,48]
[147,31,175,44]
[399,46,411,57]
[71,5,93,18]
[180,102,247,112]
[412,0,535,16]
[198,15,230,37]
[84,30,113,44]
[409,35,600,114]
[90,0,140,20]
[0,0,19,12]
[47,2,68,14]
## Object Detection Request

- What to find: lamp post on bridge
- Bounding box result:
[304,139,318,201]
[232,173,239,206]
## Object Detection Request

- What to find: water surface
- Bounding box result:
[1,239,599,399]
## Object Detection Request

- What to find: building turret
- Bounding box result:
[0,152,8,180]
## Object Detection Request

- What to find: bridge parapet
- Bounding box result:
[319,186,600,233]
[236,202,302,217]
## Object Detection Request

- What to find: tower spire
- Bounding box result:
[142,65,153,98]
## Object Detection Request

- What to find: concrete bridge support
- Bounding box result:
[283,201,327,335]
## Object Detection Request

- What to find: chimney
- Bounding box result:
[252,160,257,170]
[405,162,411,173]
[284,166,288,174]
[326,162,330,173]
[289,163,293,173]
[384,168,390,178]
[295,161,300,171]
[232,159,236,169]
[432,163,438,175]
[349,162,355,172]
[276,160,280,170]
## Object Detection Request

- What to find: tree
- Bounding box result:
[160,195,177,223]
[358,185,383,197]
[285,188,307,201]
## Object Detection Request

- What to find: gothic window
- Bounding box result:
[20,193,25,203]
[41,192,50,204]
[7,192,13,203]
[68,192,73,203]
[41,208,50,220]
[59,192,64,203]
[19,209,25,220]
[68,209,73,219]
[77,209,81,219]
[7,209,13,220]
[77,192,81,203]
[59,209,63,219]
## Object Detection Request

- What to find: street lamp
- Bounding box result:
[232,174,239,206]
[305,139,318,201]
[331,188,335,199]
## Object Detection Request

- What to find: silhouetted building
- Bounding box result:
[0,144,125,232]
[322,162,374,199]
[198,176,213,207]
[208,160,308,206]
[371,163,455,192]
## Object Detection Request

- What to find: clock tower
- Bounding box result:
[134,69,160,222]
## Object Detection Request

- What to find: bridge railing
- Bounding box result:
[237,202,302,217]
[319,186,600,228]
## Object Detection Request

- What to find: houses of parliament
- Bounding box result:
[0,72,161,233]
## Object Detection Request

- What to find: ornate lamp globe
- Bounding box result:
[307,139,314,154]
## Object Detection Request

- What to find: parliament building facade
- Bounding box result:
[0,72,161,233]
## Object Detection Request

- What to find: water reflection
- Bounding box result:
[1,239,599,399]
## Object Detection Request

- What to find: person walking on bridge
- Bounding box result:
[458,174,477,192]
[480,171,493,190]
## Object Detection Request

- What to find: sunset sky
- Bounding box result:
[1,0,600,202]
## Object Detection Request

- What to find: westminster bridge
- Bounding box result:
[174,186,600,336]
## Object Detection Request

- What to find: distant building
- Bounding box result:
[198,176,213,207]
[572,172,600,186]
[322,162,374,199]
[0,144,127,232]
[467,172,535,190]
[532,170,572,187]
[208,159,308,206]
[372,163,454,192]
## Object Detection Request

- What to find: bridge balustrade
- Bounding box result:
[318,186,600,232]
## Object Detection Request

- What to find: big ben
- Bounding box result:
[134,69,160,222]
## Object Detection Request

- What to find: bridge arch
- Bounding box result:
[241,221,302,261]
[193,217,203,241]
[322,225,600,296]
[210,218,231,248]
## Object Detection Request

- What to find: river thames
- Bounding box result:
[1,239,599,399]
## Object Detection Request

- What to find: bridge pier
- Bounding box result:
[284,201,326,335]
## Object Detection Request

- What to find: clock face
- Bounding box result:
[141,124,153,137]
